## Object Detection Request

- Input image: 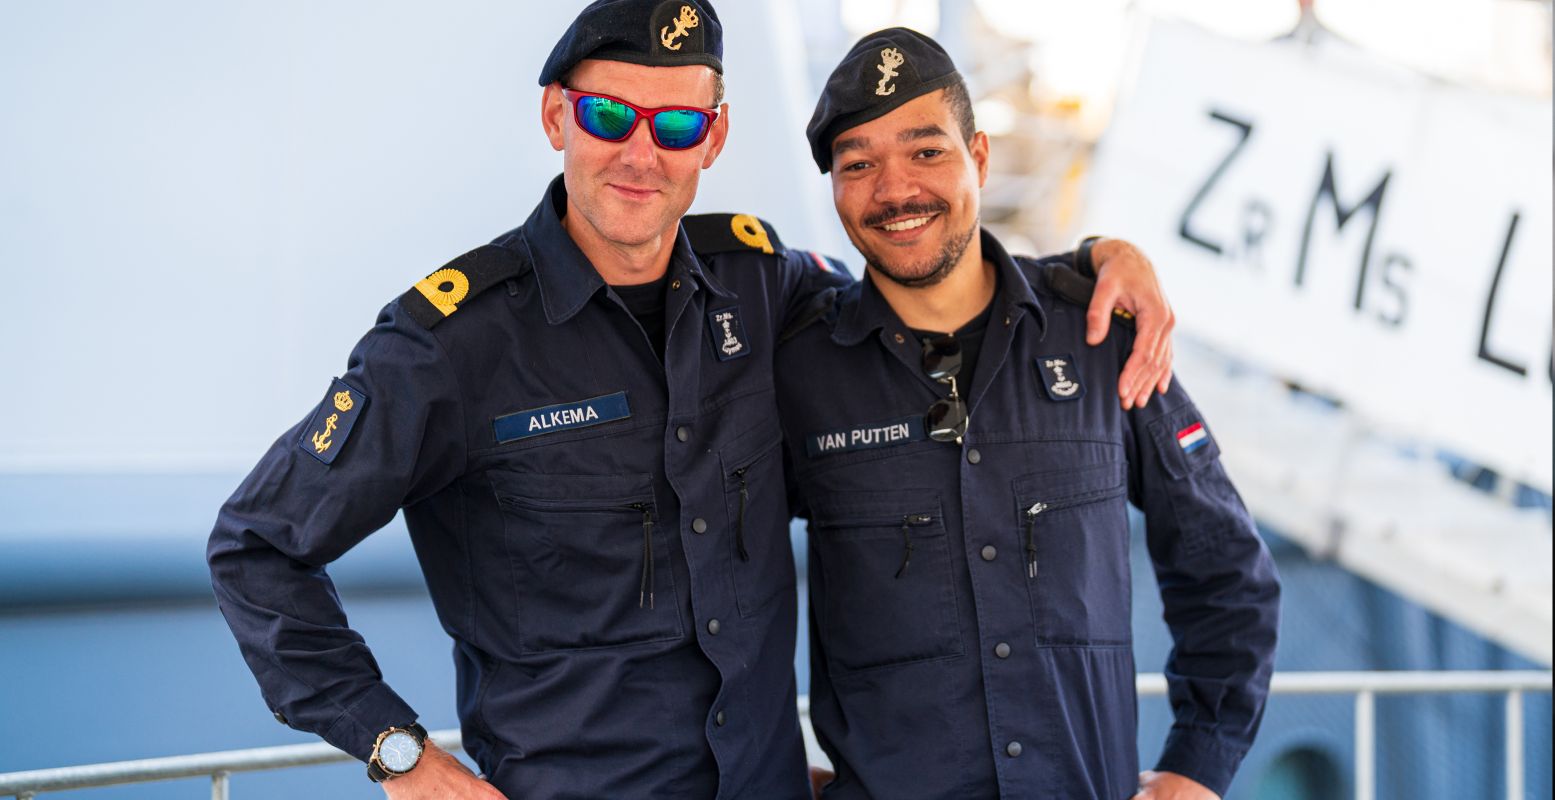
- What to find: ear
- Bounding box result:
[970,130,990,188]
[701,103,730,169]
[541,82,568,152]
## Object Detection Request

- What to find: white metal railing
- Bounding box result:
[0,671,1548,799]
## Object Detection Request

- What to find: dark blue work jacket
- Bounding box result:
[775,231,1280,800]
[207,176,847,799]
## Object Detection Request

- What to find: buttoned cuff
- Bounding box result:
[1154,728,1246,798]
[321,682,419,762]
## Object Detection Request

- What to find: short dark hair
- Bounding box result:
[942,78,976,143]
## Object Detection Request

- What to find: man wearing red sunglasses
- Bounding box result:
[207,2,1177,798]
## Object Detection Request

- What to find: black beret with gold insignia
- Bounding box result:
[538,0,724,87]
[805,27,963,173]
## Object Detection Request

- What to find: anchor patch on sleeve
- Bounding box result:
[300,379,369,465]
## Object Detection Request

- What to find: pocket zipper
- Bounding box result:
[1017,481,1126,580]
[895,513,934,579]
[497,494,660,611]
[629,502,655,610]
[497,494,651,513]
[732,467,751,563]
[1022,503,1048,579]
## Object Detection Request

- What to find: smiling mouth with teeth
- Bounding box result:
[880,216,934,232]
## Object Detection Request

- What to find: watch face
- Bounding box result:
[378,731,422,774]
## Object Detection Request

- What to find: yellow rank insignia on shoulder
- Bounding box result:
[414,268,470,317]
[300,378,368,465]
[682,213,787,257]
[399,244,530,329]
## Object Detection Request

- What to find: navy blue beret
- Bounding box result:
[538,0,723,86]
[805,27,963,173]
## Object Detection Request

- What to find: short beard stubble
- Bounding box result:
[860,210,980,290]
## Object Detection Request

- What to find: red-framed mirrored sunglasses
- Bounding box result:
[562,88,719,151]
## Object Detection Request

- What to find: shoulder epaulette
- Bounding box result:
[1032,257,1136,327]
[682,213,787,257]
[779,286,842,344]
[1040,258,1094,308]
[399,243,530,329]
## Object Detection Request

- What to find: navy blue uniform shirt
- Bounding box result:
[207,176,849,799]
[776,230,1281,800]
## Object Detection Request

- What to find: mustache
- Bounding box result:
[862,200,949,228]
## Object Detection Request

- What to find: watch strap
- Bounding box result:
[1076,235,1103,279]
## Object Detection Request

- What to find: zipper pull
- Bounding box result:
[1023,503,1046,579]
[895,514,930,579]
[734,467,750,563]
[631,503,654,609]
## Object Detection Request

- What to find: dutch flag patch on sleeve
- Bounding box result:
[1149,406,1219,479]
[1176,422,1209,453]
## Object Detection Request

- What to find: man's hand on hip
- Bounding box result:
[1130,770,1219,800]
[382,741,508,800]
[1085,238,1176,410]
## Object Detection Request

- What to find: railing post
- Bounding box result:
[1355,689,1376,800]
[211,770,230,800]
[1506,690,1523,800]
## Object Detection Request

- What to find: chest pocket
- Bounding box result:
[719,420,795,618]
[1012,460,1131,647]
[490,470,684,653]
[809,490,963,675]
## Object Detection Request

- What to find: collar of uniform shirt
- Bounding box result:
[911,294,996,400]
[518,175,732,326]
[829,227,1047,347]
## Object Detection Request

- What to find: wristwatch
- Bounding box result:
[367,722,428,782]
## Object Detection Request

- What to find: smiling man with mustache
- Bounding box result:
[781,28,1281,800]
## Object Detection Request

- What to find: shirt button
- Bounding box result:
[981,545,997,562]
[715,710,727,726]
[1006,741,1023,757]
[676,426,690,442]
[671,279,682,290]
[692,518,708,534]
[967,449,981,464]
[707,618,721,635]
[994,642,1011,659]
